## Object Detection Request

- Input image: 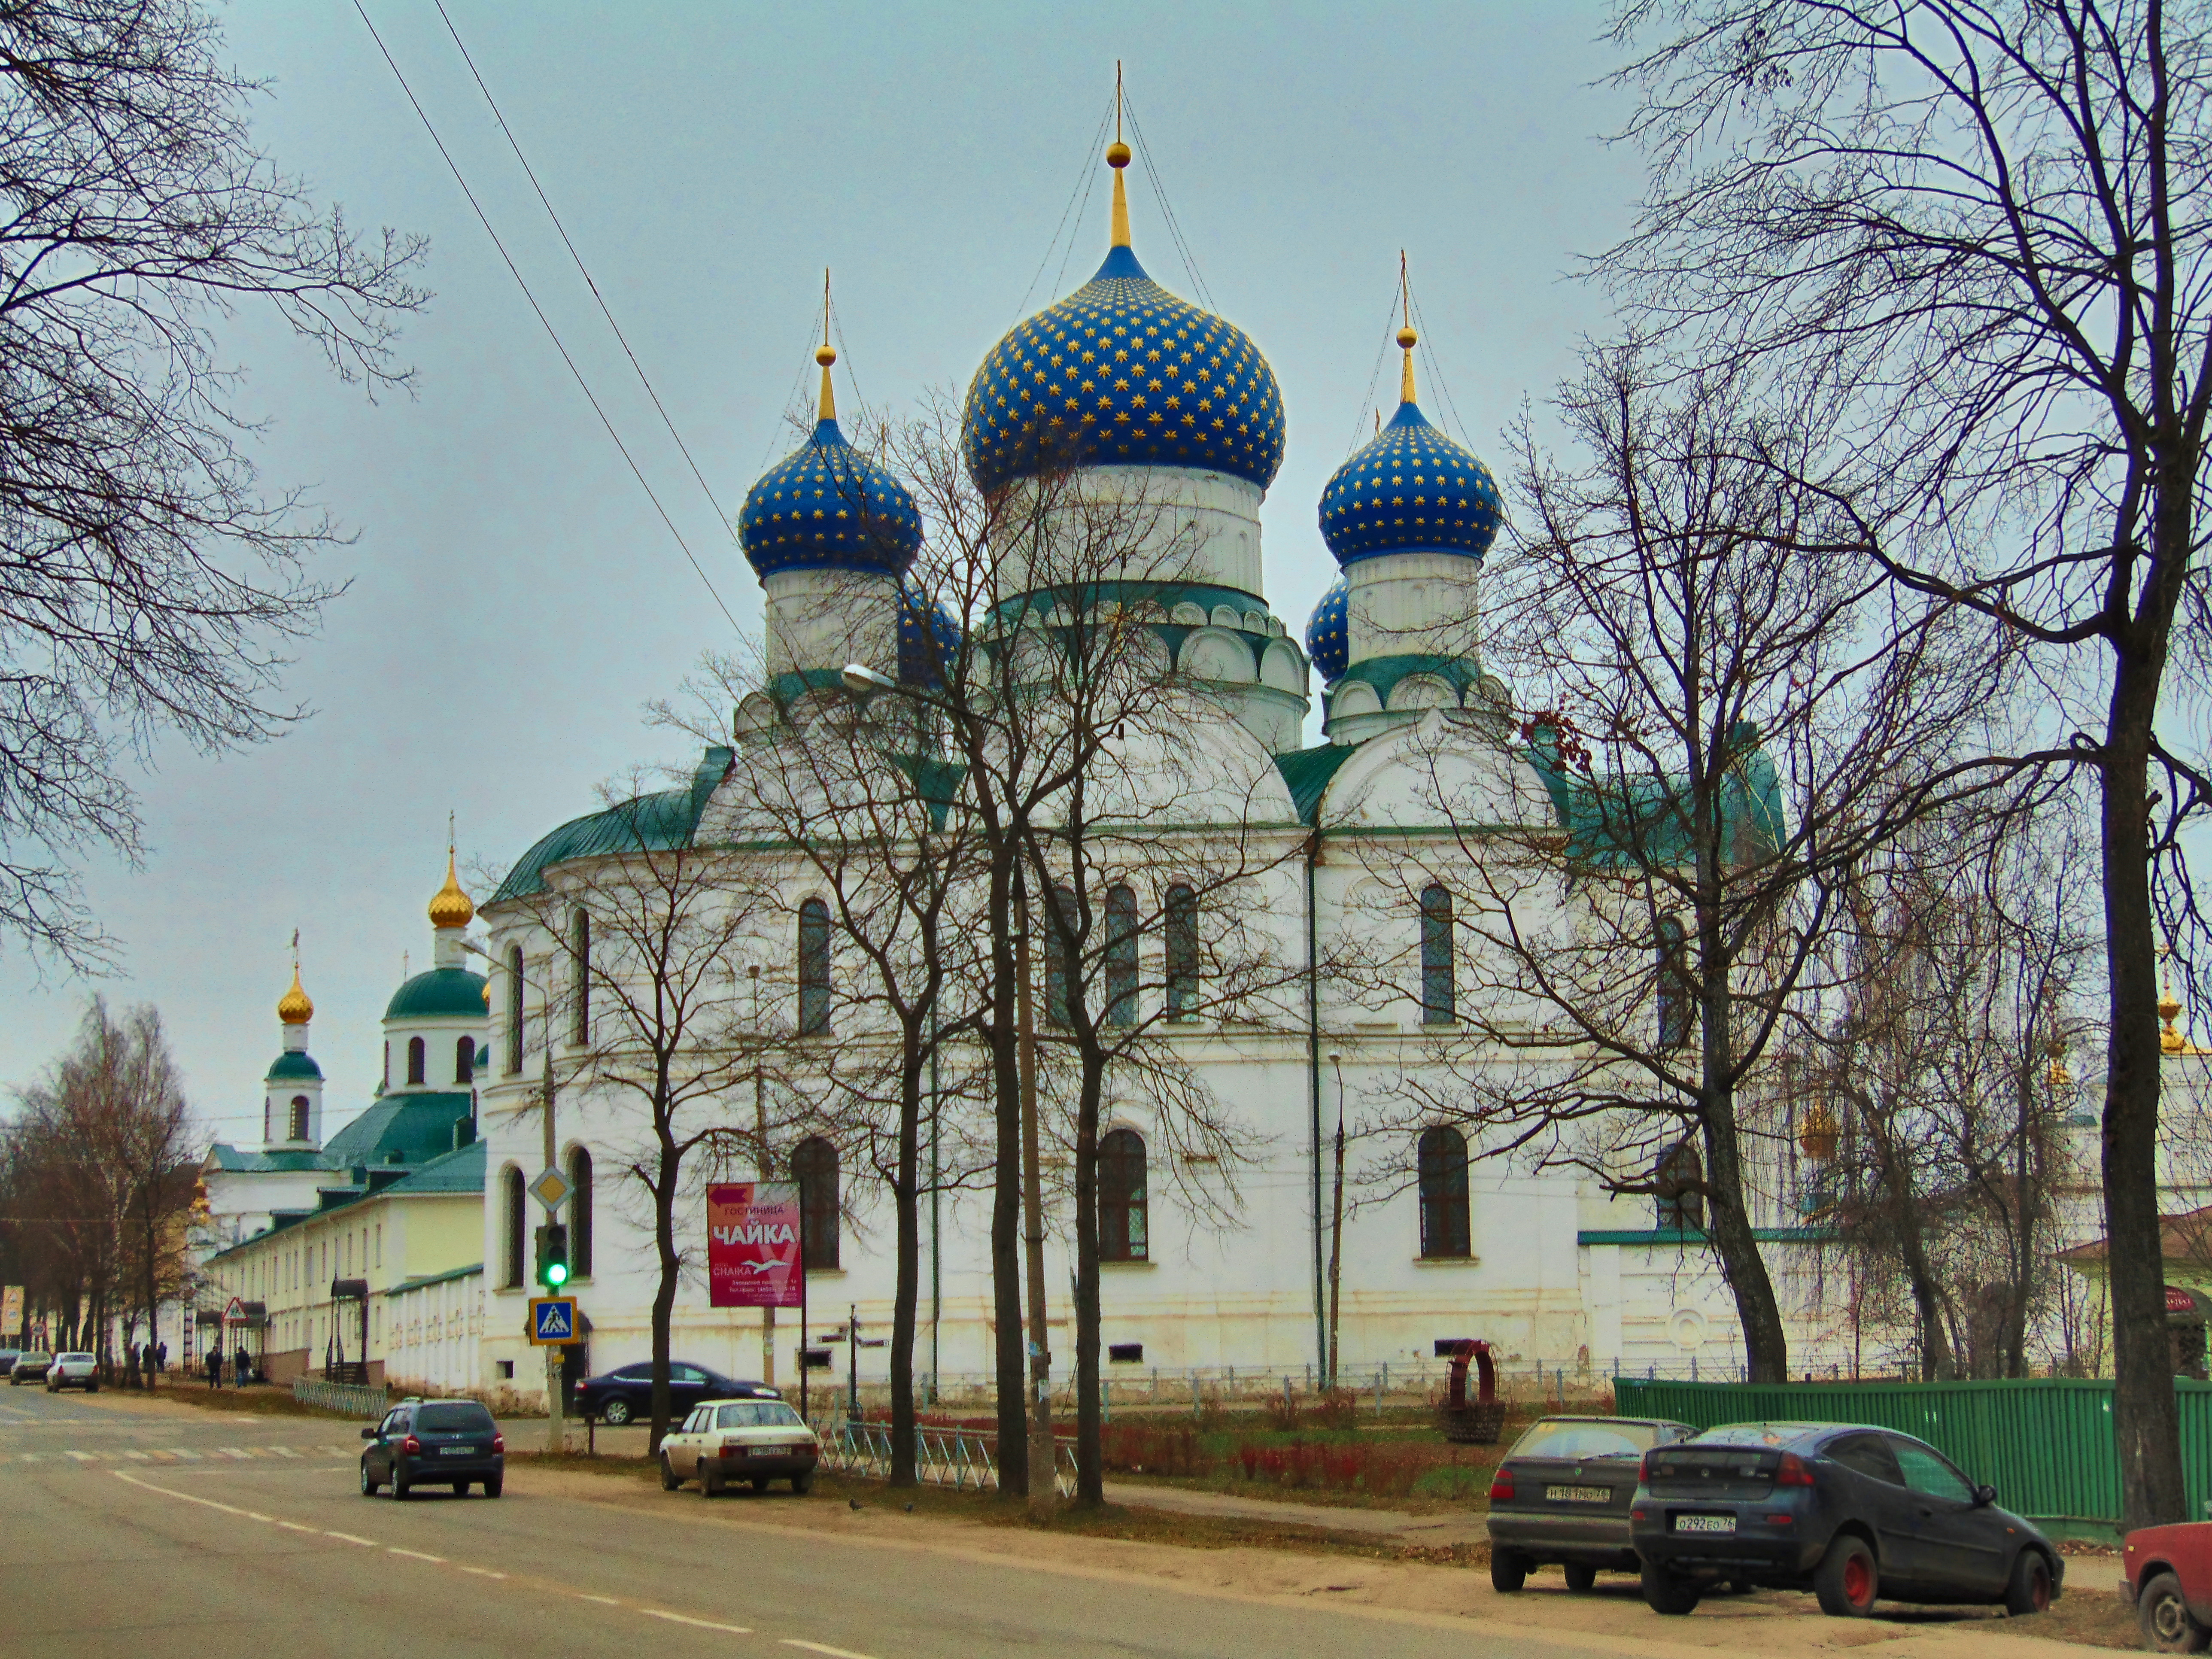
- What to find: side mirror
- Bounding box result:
[360,1426,378,1440]
[1973,1484,1998,1508]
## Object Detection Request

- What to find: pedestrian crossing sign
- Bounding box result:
[528,1296,579,1346]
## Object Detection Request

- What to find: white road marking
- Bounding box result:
[246,1511,273,1522]
[270,1446,300,1458]
[323,1531,377,1546]
[782,1643,878,1659]
[644,1610,752,1634]
[277,1521,319,1534]
[388,1548,445,1563]
[65,1450,94,1462]
[124,1449,149,1461]
[460,1566,507,1580]
[219,1447,251,1459]
[112,1472,250,1517]
[167,1449,199,1460]
[16,1454,36,1464]
[574,1593,621,1605]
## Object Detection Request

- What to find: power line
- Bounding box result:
[349,0,741,633]
[1121,93,1215,313]
[1018,101,1114,322]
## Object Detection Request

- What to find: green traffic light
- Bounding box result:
[544,1260,568,1288]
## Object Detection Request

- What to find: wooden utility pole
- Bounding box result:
[1014,875,1055,1518]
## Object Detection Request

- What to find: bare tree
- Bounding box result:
[0,0,428,966]
[1603,0,2212,1524]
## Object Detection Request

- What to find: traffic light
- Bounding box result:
[534,1222,569,1290]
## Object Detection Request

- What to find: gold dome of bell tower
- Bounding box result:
[428,843,474,931]
[276,964,313,1026]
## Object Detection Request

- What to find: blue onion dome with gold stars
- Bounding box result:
[1319,324,1503,568]
[740,341,922,579]
[962,137,1285,496]
[1304,574,1349,684]
[897,583,962,687]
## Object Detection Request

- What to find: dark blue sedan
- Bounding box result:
[1630,1422,2061,1618]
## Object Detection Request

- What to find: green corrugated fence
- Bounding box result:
[1613,1376,2212,1528]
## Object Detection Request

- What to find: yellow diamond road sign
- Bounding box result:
[528,1167,571,1211]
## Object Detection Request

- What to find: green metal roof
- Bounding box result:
[384,1260,486,1297]
[1321,652,1484,719]
[384,966,487,1021]
[264,1051,323,1082]
[1525,721,1787,872]
[1577,1226,1834,1246]
[1273,744,1358,825]
[374,1138,485,1198]
[493,746,733,902]
[323,1091,474,1170]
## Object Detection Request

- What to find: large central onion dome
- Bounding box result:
[741,342,923,579]
[1319,325,1503,568]
[963,137,1284,495]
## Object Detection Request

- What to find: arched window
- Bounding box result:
[1165,883,1198,1018]
[566,1145,595,1279]
[288,1096,310,1142]
[406,1036,425,1086]
[1420,883,1455,1024]
[1042,885,1077,1028]
[798,899,832,1035]
[792,1136,839,1270]
[1655,1140,1705,1231]
[1099,1127,1148,1261]
[571,909,591,1046]
[1418,1126,1471,1259]
[500,1166,526,1288]
[454,1035,475,1085]
[1105,884,1138,1026]
[1657,917,1692,1050]
[506,945,526,1073]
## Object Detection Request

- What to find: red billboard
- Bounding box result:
[707,1182,803,1309]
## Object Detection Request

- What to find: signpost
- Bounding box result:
[1,1285,21,1344]
[529,1297,580,1346]
[528,1167,572,1212]
[707,1182,805,1414]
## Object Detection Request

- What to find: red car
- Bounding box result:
[2125,1523,2212,1650]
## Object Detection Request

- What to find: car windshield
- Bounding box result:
[1510,1419,1659,1458]
[58,1353,91,1363]
[416,1403,495,1432]
[717,1402,801,1429]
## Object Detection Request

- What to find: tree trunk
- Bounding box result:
[649,1123,681,1455]
[2103,643,2186,1528]
[987,866,1028,1497]
[888,1043,923,1488]
[1700,1103,1788,1381]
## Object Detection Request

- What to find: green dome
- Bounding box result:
[265,1050,322,1082]
[384,966,487,1021]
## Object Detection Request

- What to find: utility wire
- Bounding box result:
[351,0,741,632]
[1121,94,1215,312]
[1407,283,1479,453]
[1345,280,1397,460]
[1018,101,1114,321]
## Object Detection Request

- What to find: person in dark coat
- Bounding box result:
[206,1349,223,1389]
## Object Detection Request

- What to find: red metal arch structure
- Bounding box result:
[1438,1338,1505,1444]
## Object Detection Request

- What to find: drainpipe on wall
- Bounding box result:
[1306,830,1326,1381]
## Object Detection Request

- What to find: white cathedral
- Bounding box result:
[196,126,2188,1406]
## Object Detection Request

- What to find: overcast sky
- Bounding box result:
[0,2,1640,1147]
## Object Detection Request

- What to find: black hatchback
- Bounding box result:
[1631,1422,2061,1618]
[573,1361,775,1427]
[361,1399,504,1499]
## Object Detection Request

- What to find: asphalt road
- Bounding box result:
[0,1383,1562,1658]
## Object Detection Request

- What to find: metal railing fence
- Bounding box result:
[293,1377,388,1418]
[811,1417,1076,1498]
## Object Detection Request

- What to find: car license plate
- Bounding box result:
[439,1446,474,1456]
[1546,1485,1611,1504]
[1674,1513,1736,1534]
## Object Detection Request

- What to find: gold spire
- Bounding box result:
[1107,62,1132,249]
[2162,945,2192,1054]
[815,268,838,422]
[276,929,313,1025]
[1397,250,1418,405]
[428,827,475,931]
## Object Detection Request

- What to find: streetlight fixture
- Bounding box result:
[841,661,897,699]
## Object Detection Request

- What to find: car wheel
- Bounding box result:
[2140,1573,2208,1652]
[483,1475,503,1499]
[1814,1534,1879,1617]
[749,1477,768,1494]
[790,1471,813,1496]
[451,1481,468,1497]
[1641,1561,1702,1616]
[700,1464,720,1499]
[600,1399,633,1427]
[1564,1563,1598,1593]
[85,1382,97,1393]
[1490,1551,1529,1593]
[660,1454,680,1492]
[2002,1550,2052,1617]
[359,1462,378,1497]
[392,1466,412,1502]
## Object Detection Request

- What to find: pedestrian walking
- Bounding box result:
[155,1341,167,1374]
[235,1345,251,1386]
[206,1349,222,1389]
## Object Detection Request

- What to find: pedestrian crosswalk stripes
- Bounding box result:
[0,1444,356,1467]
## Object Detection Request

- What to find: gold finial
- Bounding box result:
[1798,1100,1838,1164]
[815,268,838,422]
[1107,62,1133,249]
[276,930,313,1025]
[428,834,475,931]
[1397,250,1419,405]
[2162,945,2190,1054]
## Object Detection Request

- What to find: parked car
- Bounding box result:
[45,1352,97,1392]
[360,1398,504,1499]
[0,1350,20,1378]
[1631,1422,2062,1618]
[657,1398,820,1496]
[1487,1415,1696,1592]
[573,1361,777,1427]
[9,1352,52,1384]
[2122,1521,2212,1651]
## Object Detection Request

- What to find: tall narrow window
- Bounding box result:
[454,1036,475,1085]
[406,1036,425,1086]
[571,909,591,1046]
[798,899,832,1035]
[1165,883,1198,1018]
[505,945,526,1073]
[1099,1127,1148,1261]
[1657,917,1692,1050]
[793,1136,839,1269]
[1419,883,1455,1024]
[1101,884,1139,1028]
[1043,885,1077,1028]
[288,1096,310,1142]
[1655,1140,1705,1231]
[1418,1126,1472,1258]
[567,1145,595,1279]
[501,1166,526,1288]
